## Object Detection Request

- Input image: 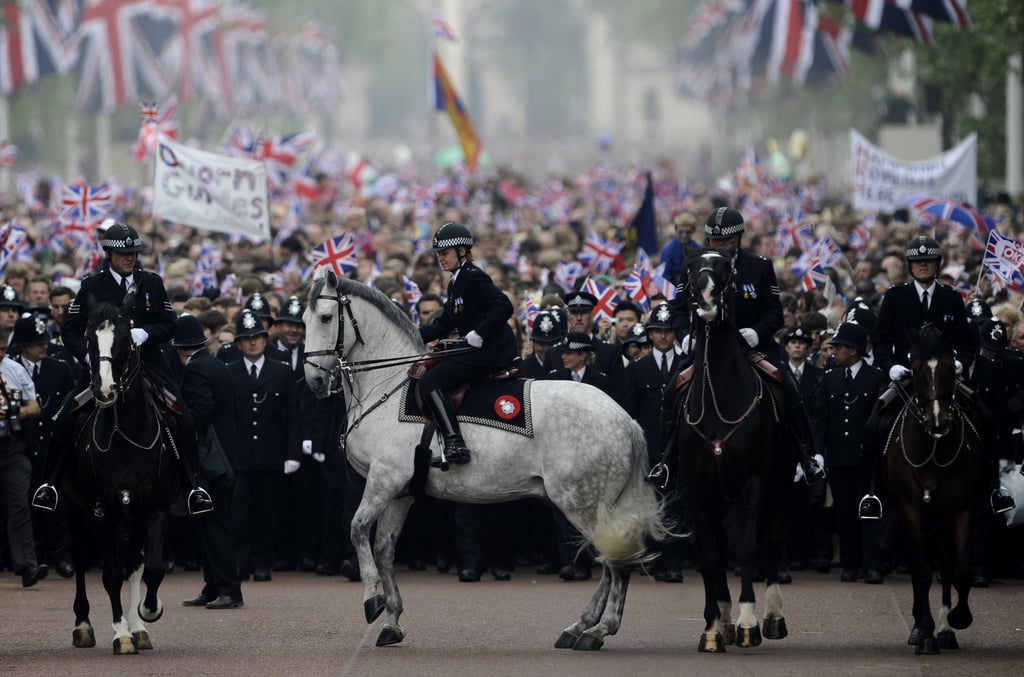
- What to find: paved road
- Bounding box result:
[3,566,1023,676]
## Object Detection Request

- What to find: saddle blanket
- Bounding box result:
[399,379,534,438]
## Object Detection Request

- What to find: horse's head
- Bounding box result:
[686,247,735,325]
[908,323,956,438]
[303,267,347,398]
[86,303,138,408]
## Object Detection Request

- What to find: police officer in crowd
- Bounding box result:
[417,222,517,470]
[13,316,75,578]
[228,309,302,582]
[32,223,212,515]
[217,292,289,365]
[860,236,1015,519]
[174,315,244,609]
[542,291,625,404]
[621,323,651,362]
[523,310,563,378]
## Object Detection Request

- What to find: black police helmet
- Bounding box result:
[100,222,145,253]
[429,222,473,252]
[905,236,942,262]
[704,207,745,239]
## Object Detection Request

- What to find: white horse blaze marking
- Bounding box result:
[696,273,717,321]
[927,358,941,425]
[96,321,116,399]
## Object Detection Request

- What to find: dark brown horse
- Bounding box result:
[674,248,792,653]
[885,323,987,654]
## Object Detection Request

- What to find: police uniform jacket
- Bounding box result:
[542,339,625,404]
[623,350,681,461]
[669,248,783,358]
[419,261,517,370]
[62,263,176,380]
[19,355,75,458]
[543,366,614,400]
[180,349,242,472]
[812,363,886,468]
[217,340,290,366]
[229,357,301,472]
[521,353,548,379]
[969,355,1015,459]
[789,361,824,406]
[872,282,977,374]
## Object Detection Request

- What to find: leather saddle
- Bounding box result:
[408,341,522,411]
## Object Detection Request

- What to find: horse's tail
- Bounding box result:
[592,420,672,566]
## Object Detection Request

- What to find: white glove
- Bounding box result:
[739,327,758,348]
[999,458,1014,473]
[466,330,483,348]
[302,440,313,455]
[793,462,805,484]
[313,452,326,463]
[889,365,911,381]
[680,334,695,355]
[814,453,825,470]
[130,328,149,346]
[284,459,301,474]
[955,359,963,376]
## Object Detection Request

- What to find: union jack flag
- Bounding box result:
[60,184,112,224]
[132,95,177,161]
[0,142,17,168]
[162,0,222,104]
[1,0,79,95]
[624,265,652,311]
[774,210,813,257]
[796,256,827,292]
[810,235,844,268]
[983,229,1024,289]
[579,231,623,273]
[74,248,104,279]
[256,130,316,192]
[404,276,422,320]
[521,291,539,333]
[430,11,457,42]
[312,232,358,276]
[502,240,521,268]
[0,225,29,273]
[222,124,259,157]
[554,261,585,293]
[581,277,620,324]
[848,214,873,258]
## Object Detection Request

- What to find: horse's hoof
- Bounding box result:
[73,626,96,648]
[132,630,153,650]
[112,636,137,655]
[139,601,163,623]
[763,616,788,640]
[937,630,959,650]
[364,595,386,624]
[907,627,922,646]
[375,626,404,647]
[554,630,579,649]
[572,634,604,651]
[948,605,973,630]
[721,622,737,646]
[735,625,762,648]
[698,631,726,653]
[915,636,939,655]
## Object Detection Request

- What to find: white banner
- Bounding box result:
[850,129,977,212]
[152,136,269,238]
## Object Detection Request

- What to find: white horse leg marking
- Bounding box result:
[125,565,145,635]
[96,322,115,400]
[737,601,758,629]
[764,583,784,619]
[937,604,952,633]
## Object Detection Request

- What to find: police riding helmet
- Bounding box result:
[99,222,145,253]
[905,236,942,262]
[704,207,745,240]
[429,222,474,252]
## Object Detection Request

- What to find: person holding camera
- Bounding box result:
[0,324,44,586]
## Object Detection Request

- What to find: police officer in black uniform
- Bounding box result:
[217,292,289,365]
[666,207,825,483]
[32,223,213,515]
[541,291,625,405]
[523,310,563,378]
[418,222,517,470]
[860,236,1015,518]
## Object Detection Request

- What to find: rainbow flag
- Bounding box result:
[433,49,481,172]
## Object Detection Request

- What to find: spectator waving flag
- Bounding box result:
[60,184,112,224]
[624,264,651,311]
[132,96,177,162]
[579,231,623,273]
[581,277,619,323]
[796,256,827,292]
[257,130,317,192]
[811,235,844,268]
[774,210,813,257]
[983,229,1024,288]
[312,232,358,276]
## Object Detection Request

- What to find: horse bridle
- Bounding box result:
[91,325,142,405]
[688,253,735,325]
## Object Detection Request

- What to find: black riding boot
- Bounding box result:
[990,463,1015,515]
[424,389,471,470]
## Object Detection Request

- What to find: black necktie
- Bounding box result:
[250,364,258,382]
[921,290,929,310]
[32,364,39,379]
[794,367,802,381]
[120,277,129,295]
[661,354,670,380]
[845,368,853,390]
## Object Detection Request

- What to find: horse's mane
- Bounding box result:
[87,302,124,332]
[314,275,423,347]
[914,323,951,359]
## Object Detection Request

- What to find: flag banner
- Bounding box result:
[983,229,1024,286]
[152,135,269,238]
[850,129,976,212]
[433,49,481,172]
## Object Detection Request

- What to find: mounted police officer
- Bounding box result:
[31,223,213,515]
[859,236,1015,519]
[417,222,517,470]
[666,207,825,484]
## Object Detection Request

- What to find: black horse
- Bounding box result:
[885,324,987,655]
[57,303,183,654]
[673,248,792,653]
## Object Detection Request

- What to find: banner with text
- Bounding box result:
[152,136,269,238]
[850,129,976,212]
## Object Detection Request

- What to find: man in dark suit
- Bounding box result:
[522,310,562,378]
[622,303,688,582]
[228,308,302,582]
[861,236,1014,518]
[418,222,517,470]
[13,316,76,578]
[542,291,624,404]
[32,223,212,515]
[812,323,886,584]
[667,207,824,483]
[174,315,244,609]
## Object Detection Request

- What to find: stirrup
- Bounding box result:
[187,487,214,515]
[645,463,670,489]
[991,489,1015,516]
[31,483,58,512]
[859,494,882,520]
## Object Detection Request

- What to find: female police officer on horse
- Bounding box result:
[417,222,516,470]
